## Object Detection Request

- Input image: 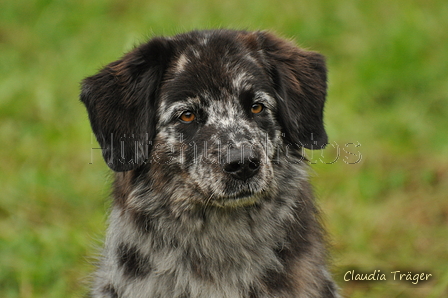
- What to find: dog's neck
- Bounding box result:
[92,165,321,298]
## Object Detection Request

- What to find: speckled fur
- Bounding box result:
[81,29,338,298]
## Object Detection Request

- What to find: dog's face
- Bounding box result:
[81,30,327,208]
[154,34,283,207]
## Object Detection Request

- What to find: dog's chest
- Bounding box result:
[96,206,287,298]
[118,269,261,298]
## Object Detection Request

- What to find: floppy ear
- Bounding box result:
[258,32,328,149]
[80,37,173,171]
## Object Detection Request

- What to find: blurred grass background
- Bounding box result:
[1,0,447,297]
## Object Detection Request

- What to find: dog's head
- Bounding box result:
[81,30,327,207]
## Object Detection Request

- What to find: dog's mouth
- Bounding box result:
[211,190,264,208]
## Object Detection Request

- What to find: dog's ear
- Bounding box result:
[81,38,173,171]
[258,32,328,149]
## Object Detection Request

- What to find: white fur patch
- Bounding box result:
[174,53,189,73]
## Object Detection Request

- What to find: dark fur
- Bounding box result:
[81,29,337,298]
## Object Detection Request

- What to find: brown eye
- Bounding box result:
[179,111,195,123]
[251,103,264,114]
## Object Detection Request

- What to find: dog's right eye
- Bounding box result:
[179,111,196,123]
[251,103,264,114]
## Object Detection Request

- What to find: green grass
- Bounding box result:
[1,0,447,297]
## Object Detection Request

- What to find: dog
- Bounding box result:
[81,29,338,298]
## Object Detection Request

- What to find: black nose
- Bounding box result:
[223,147,261,181]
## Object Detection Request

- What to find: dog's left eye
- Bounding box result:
[179,111,196,123]
[251,103,264,114]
